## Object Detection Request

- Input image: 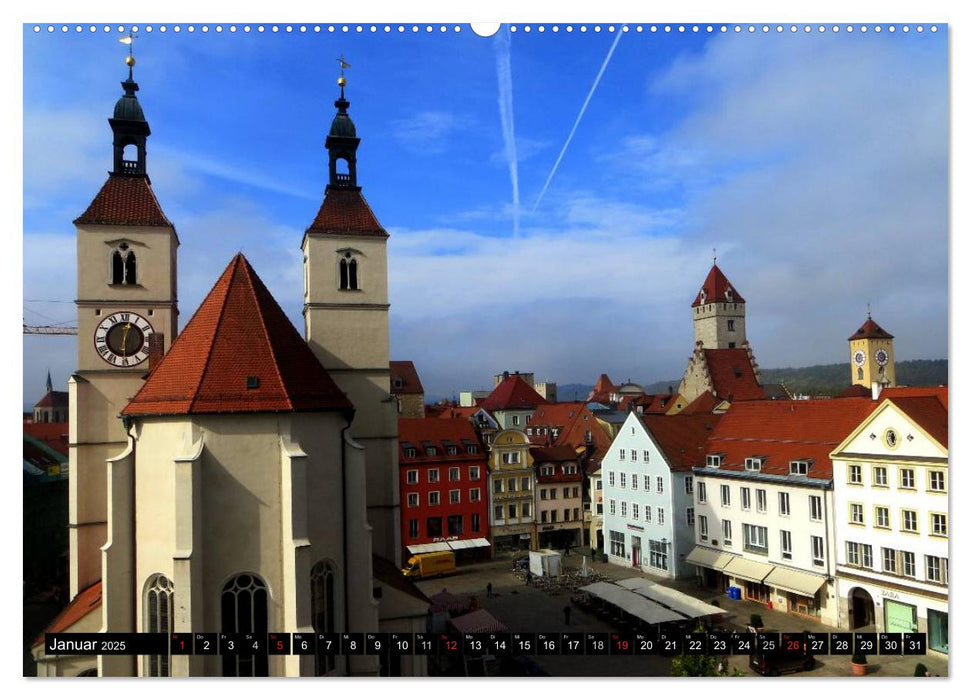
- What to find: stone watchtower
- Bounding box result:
[692,263,746,349]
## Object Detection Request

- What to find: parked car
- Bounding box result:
[749,647,815,676]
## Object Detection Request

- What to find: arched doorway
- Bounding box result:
[848,587,875,630]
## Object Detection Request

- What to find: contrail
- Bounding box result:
[495,27,520,237]
[532,29,623,212]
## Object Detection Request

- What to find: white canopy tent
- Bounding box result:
[615,578,724,619]
[578,582,686,625]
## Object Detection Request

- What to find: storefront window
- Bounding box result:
[928,609,948,654]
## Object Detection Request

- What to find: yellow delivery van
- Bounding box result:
[401,551,456,579]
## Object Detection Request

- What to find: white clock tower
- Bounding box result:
[69,53,178,597]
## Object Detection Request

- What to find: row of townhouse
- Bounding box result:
[600,389,948,653]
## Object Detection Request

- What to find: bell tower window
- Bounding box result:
[110,243,137,285]
[338,251,361,291]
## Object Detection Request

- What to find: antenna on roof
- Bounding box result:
[713,247,717,264]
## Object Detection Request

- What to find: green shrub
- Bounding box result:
[914,662,928,677]
[852,653,867,665]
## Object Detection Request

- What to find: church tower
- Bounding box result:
[848,312,896,388]
[691,262,746,349]
[69,48,178,598]
[302,71,400,565]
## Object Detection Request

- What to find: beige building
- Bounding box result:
[489,429,536,552]
[32,64,427,677]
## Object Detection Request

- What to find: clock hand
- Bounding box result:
[121,323,131,354]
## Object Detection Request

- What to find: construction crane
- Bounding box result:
[23,324,78,336]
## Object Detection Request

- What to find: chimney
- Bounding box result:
[503,371,509,380]
[871,381,881,400]
[148,332,165,372]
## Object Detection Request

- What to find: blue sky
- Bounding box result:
[22,22,948,406]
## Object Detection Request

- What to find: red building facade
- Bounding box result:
[399,418,490,560]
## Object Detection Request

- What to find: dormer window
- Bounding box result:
[446,446,458,456]
[699,289,707,304]
[790,460,810,476]
[725,288,733,301]
[404,448,416,458]
[706,454,722,468]
[109,243,137,285]
[744,457,763,472]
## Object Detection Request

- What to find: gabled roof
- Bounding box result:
[704,399,875,479]
[691,264,745,307]
[530,401,612,468]
[703,348,764,401]
[886,396,948,448]
[882,385,948,410]
[680,390,720,415]
[124,254,352,417]
[640,414,723,471]
[390,361,424,395]
[479,375,547,411]
[35,390,69,409]
[848,316,894,340]
[305,188,388,236]
[586,373,618,402]
[32,581,103,648]
[74,175,172,227]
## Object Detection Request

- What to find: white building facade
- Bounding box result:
[831,393,948,655]
[601,412,712,579]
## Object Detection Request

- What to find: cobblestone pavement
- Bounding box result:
[413,550,949,679]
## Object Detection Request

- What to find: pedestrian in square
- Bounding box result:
[486,582,493,598]
[526,571,532,586]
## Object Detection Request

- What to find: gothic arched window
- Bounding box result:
[110,243,137,285]
[338,251,361,291]
[221,573,269,677]
[144,574,174,677]
[857,367,864,380]
[311,561,338,675]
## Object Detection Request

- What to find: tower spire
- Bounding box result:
[325,55,361,191]
[46,369,53,394]
[109,32,151,177]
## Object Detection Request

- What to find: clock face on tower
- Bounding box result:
[94,312,154,367]
[875,348,890,367]
[853,350,866,367]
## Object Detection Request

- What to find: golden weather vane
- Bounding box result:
[337,54,351,87]
[120,30,137,68]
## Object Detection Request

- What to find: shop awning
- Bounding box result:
[407,538,491,555]
[685,546,736,572]
[448,537,491,550]
[723,557,774,583]
[448,609,508,634]
[764,567,828,598]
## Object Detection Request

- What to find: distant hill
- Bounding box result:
[554,359,947,403]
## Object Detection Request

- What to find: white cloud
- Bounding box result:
[390,110,475,153]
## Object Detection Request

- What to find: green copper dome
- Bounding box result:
[113,77,145,122]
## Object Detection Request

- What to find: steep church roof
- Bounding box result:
[74,175,172,227]
[479,374,547,411]
[390,361,424,395]
[691,263,745,307]
[848,316,894,340]
[305,188,387,236]
[703,348,765,401]
[123,254,352,417]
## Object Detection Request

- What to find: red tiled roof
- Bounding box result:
[586,373,618,402]
[24,422,70,455]
[390,361,425,395]
[32,581,102,648]
[703,348,765,401]
[640,413,723,471]
[306,188,387,236]
[35,390,69,409]
[882,386,948,410]
[479,375,547,411]
[530,445,579,462]
[74,175,172,227]
[836,384,872,399]
[531,402,586,426]
[680,390,720,415]
[530,402,612,468]
[886,396,948,448]
[691,264,745,307]
[398,417,484,461]
[123,254,352,416]
[848,317,894,340]
[705,399,875,479]
[435,406,479,420]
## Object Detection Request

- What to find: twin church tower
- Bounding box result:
[54,51,409,677]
